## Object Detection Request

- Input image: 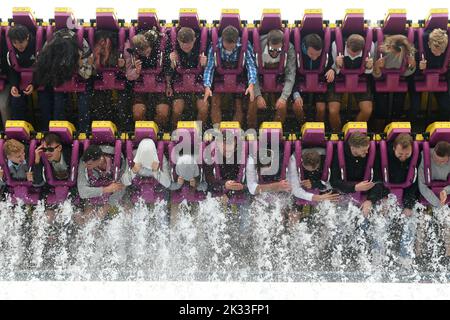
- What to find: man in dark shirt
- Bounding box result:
[291,33,335,126]
[7,25,36,121]
[330,132,383,216]
[165,27,208,128]
[383,133,420,216]
[0,33,11,127]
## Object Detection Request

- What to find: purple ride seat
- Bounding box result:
[336,123,377,203]
[294,122,334,205]
[209,123,248,204]
[128,9,167,93]
[252,122,291,190]
[168,122,207,204]
[44,9,87,93]
[415,10,450,92]
[210,10,248,93]
[421,122,450,205]
[293,10,331,93]
[170,9,209,93]
[379,123,420,205]
[125,121,166,203]
[374,10,415,92]
[39,121,80,204]
[81,121,123,205]
[334,10,374,93]
[252,9,291,93]
[88,9,126,91]
[5,8,44,91]
[0,121,39,204]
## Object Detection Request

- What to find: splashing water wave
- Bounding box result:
[0,195,449,282]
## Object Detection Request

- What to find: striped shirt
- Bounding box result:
[203,37,257,88]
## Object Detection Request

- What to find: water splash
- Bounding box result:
[0,196,449,282]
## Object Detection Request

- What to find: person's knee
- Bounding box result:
[173,99,185,115]
[133,103,147,121]
[360,101,373,114]
[196,99,209,114]
[211,95,221,107]
[328,103,340,115]
[156,104,170,119]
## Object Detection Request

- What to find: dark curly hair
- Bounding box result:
[34,32,80,87]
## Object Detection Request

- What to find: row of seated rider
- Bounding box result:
[372,29,450,130]
[129,26,209,131]
[1,125,450,256]
[0,24,207,133]
[1,25,449,134]
[2,25,94,132]
[0,24,138,133]
[288,29,449,134]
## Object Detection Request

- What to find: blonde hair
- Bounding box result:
[4,139,25,157]
[132,27,162,53]
[429,28,448,52]
[381,34,416,58]
[348,132,370,148]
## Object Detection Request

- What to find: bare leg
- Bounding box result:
[328,101,342,132]
[356,100,373,123]
[132,103,147,122]
[246,99,258,129]
[154,103,170,130]
[211,94,222,125]
[292,101,305,123]
[233,98,244,125]
[315,102,326,122]
[196,98,209,125]
[274,102,287,124]
[172,99,185,129]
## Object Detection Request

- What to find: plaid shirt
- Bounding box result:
[203,37,257,88]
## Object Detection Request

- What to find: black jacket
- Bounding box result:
[304,154,326,190]
[7,34,37,88]
[330,143,384,203]
[385,142,421,209]
[301,41,334,72]
[0,35,8,77]
[415,30,448,72]
[164,31,202,79]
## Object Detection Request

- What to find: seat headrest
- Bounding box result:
[179,9,200,31]
[301,122,326,147]
[134,121,158,143]
[12,7,37,31]
[96,8,119,30]
[91,121,117,144]
[137,8,160,30]
[426,122,450,146]
[49,121,75,145]
[5,120,34,142]
[384,122,411,142]
[343,122,367,141]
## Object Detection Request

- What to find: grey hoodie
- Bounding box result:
[418,149,450,208]
[77,145,132,204]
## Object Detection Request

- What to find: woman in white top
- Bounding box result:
[245,148,291,196]
[131,138,171,189]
